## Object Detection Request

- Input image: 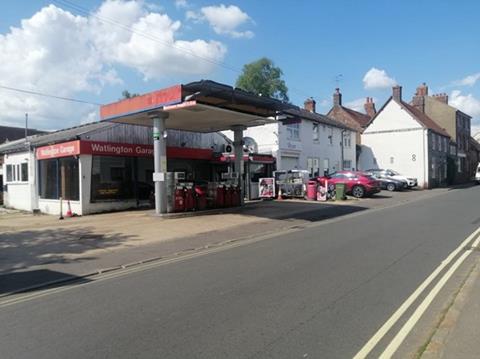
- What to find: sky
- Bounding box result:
[0,0,479,136]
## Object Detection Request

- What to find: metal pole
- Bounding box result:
[152,114,168,214]
[232,125,245,205]
[25,113,28,140]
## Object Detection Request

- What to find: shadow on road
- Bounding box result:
[235,201,368,222]
[0,227,136,273]
[0,269,91,295]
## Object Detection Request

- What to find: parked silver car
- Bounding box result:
[367,169,417,188]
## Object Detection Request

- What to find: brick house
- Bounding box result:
[326,88,376,145]
[410,83,473,183]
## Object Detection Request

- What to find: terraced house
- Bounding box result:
[359,85,450,188]
[410,83,473,183]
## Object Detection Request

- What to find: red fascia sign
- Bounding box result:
[100,85,183,121]
[36,140,81,160]
[36,140,213,160]
[80,141,153,157]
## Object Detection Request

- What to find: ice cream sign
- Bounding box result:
[36,141,81,159]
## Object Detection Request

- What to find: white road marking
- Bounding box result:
[353,226,480,359]
[379,234,480,358]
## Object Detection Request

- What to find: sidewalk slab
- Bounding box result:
[423,256,480,359]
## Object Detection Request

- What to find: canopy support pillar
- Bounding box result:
[152,113,169,214]
[232,125,246,206]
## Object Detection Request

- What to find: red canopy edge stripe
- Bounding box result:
[100,85,182,120]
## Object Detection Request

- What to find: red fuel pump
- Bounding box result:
[194,185,207,211]
[215,185,225,208]
[231,185,241,207]
[224,185,233,207]
[184,184,195,211]
[174,186,185,212]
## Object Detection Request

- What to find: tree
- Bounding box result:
[121,90,140,99]
[235,57,289,102]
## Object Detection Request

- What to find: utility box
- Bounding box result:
[335,183,347,200]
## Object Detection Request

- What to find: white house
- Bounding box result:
[359,86,450,188]
[225,98,357,176]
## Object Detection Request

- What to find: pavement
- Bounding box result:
[0,185,479,358]
[419,247,480,359]
[0,188,445,295]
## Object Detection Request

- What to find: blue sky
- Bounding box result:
[0,0,479,134]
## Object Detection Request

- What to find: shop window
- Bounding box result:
[249,163,268,183]
[39,157,79,200]
[91,156,134,201]
[21,163,28,182]
[307,157,320,177]
[6,165,13,182]
[5,163,29,183]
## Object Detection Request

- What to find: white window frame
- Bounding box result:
[5,162,29,183]
[312,123,319,143]
[343,131,351,148]
[286,123,300,141]
[328,127,334,145]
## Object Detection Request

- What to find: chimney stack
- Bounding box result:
[364,97,377,118]
[392,85,402,102]
[432,93,448,104]
[415,82,429,97]
[412,82,428,113]
[333,88,342,106]
[304,97,316,113]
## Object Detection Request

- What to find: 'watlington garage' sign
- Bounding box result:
[36,140,213,160]
[36,140,153,159]
[36,140,81,159]
[84,141,153,157]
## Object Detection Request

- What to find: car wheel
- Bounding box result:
[386,183,396,192]
[352,185,365,198]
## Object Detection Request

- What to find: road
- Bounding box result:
[1,186,479,359]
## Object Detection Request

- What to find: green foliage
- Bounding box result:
[235,57,289,102]
[121,90,140,99]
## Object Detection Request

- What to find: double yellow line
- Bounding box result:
[354,226,480,359]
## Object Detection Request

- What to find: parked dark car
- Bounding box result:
[317,171,381,198]
[365,172,407,191]
[367,169,417,188]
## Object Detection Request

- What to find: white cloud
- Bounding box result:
[174,0,188,9]
[452,72,480,87]
[450,90,480,135]
[0,1,227,129]
[345,98,367,113]
[450,90,480,117]
[363,67,397,90]
[318,99,330,107]
[188,4,254,39]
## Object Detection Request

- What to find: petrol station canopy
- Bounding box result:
[100,80,294,132]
